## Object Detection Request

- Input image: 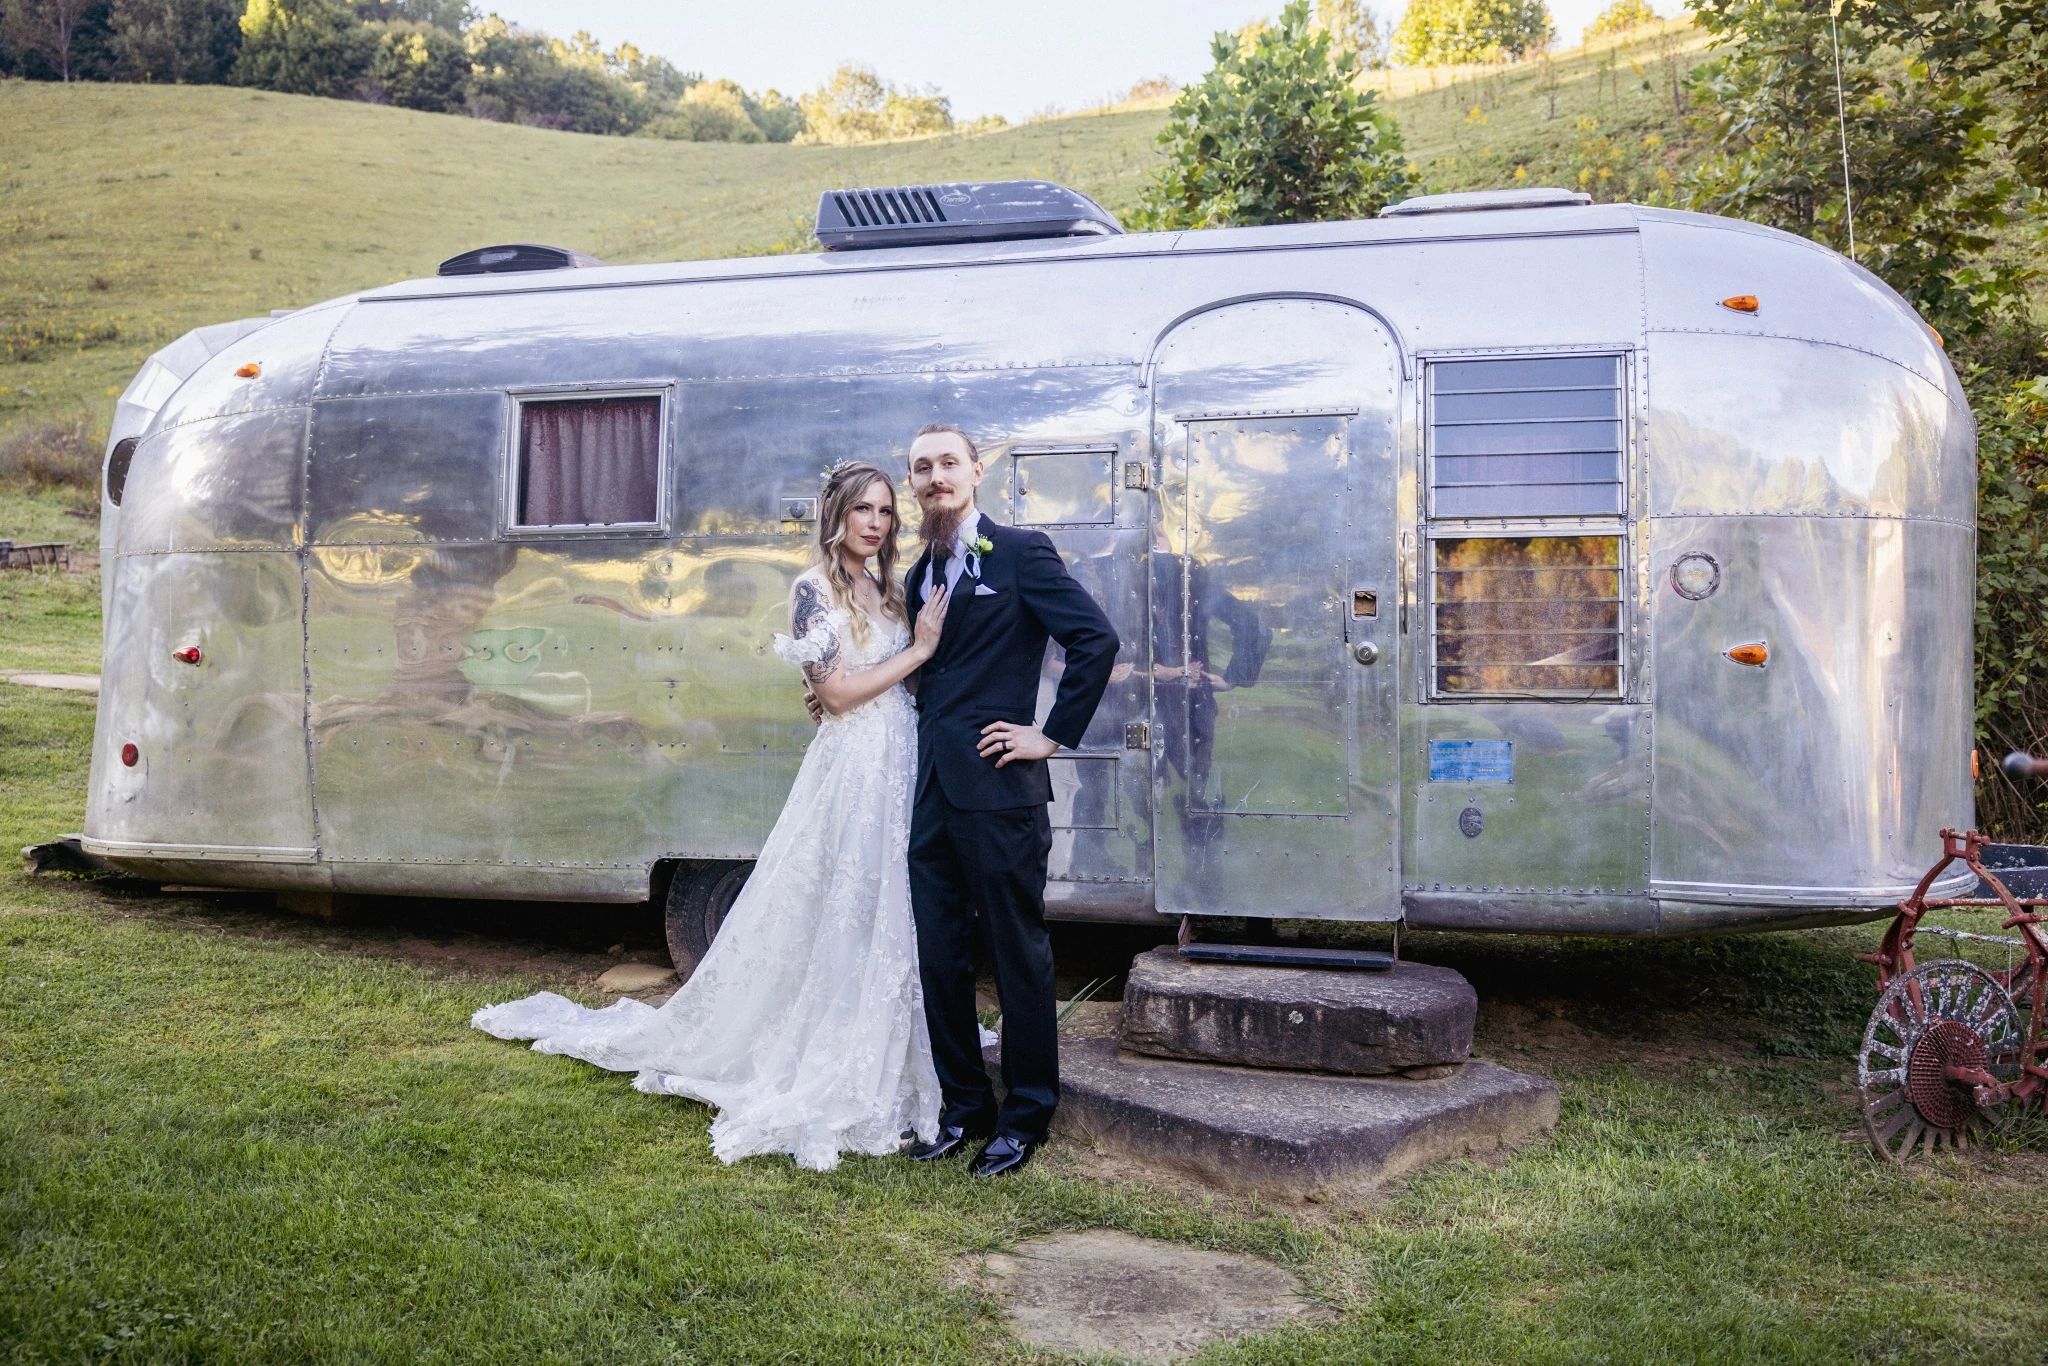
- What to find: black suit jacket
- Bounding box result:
[904,518,1119,811]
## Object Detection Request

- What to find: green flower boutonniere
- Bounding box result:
[972,535,994,557]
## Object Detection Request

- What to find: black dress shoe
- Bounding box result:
[905,1124,987,1162]
[967,1134,1037,1178]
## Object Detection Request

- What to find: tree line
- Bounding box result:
[2,0,1677,144]
[0,0,977,144]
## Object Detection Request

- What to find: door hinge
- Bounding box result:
[1122,462,1151,491]
[1124,721,1151,751]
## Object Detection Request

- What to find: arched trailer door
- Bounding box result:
[1148,298,1403,921]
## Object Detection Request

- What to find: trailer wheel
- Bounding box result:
[664,861,751,979]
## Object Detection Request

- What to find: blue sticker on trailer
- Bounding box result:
[1429,739,1513,784]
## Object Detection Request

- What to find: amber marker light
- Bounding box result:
[234,362,261,378]
[120,743,139,767]
[1972,748,1981,780]
[1719,295,1760,314]
[1725,641,1769,667]
[172,646,202,664]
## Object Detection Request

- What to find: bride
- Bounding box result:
[472,461,951,1172]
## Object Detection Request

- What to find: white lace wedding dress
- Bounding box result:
[472,569,941,1171]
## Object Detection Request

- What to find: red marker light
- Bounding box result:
[120,743,139,767]
[173,646,202,664]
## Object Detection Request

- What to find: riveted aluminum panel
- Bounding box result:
[147,301,352,434]
[1637,214,1949,393]
[1644,332,1971,523]
[676,369,1141,534]
[85,551,313,855]
[1648,515,1973,902]
[307,538,719,869]
[1407,703,1650,897]
[116,406,306,554]
[306,392,506,545]
[320,271,1145,400]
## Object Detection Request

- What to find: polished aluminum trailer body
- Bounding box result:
[83,196,1978,933]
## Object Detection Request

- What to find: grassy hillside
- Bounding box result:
[0,20,1707,438]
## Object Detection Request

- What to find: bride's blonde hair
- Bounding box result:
[814,461,907,647]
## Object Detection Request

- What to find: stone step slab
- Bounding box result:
[1119,947,1476,1074]
[1000,1009,1557,1199]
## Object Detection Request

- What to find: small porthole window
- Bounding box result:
[106,436,138,507]
[511,392,665,531]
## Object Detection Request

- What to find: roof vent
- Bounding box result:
[1379,188,1593,217]
[816,180,1123,252]
[436,243,605,277]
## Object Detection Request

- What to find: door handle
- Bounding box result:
[1353,641,1380,666]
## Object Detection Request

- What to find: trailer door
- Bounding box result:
[1148,298,1402,921]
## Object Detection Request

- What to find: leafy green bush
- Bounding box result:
[1391,0,1555,65]
[796,64,952,146]
[1136,0,1416,230]
[233,0,372,99]
[365,21,467,113]
[644,79,766,143]
[1973,373,2048,837]
[1584,0,1658,43]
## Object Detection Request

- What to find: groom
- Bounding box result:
[899,423,1119,1178]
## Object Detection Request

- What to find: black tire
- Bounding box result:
[663,861,751,979]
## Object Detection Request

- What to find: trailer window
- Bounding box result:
[1429,354,1623,518]
[1431,535,1622,696]
[1011,447,1115,526]
[512,393,663,530]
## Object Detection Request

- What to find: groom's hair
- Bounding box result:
[914,422,980,463]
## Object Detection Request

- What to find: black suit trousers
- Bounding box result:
[907,779,1058,1143]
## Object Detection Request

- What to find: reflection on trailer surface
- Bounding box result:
[81,184,1978,944]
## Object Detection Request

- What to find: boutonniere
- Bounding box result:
[963,533,995,580]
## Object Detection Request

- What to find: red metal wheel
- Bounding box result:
[1857,959,2022,1163]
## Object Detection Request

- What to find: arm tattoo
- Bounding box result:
[790,579,841,684]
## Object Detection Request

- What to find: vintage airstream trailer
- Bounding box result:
[79,181,1978,961]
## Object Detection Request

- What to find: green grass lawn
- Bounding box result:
[5,677,2047,1362]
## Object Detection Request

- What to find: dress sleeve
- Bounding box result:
[771,575,842,675]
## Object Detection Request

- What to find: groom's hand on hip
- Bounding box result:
[978,721,1057,767]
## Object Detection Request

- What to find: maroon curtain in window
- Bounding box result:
[519,396,660,527]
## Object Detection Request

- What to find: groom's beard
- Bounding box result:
[921,502,967,553]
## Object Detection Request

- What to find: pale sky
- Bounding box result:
[475,1,1625,122]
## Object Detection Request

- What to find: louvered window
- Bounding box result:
[1431,535,1623,696]
[1428,354,1623,518]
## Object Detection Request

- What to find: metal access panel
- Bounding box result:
[1148,298,1403,921]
